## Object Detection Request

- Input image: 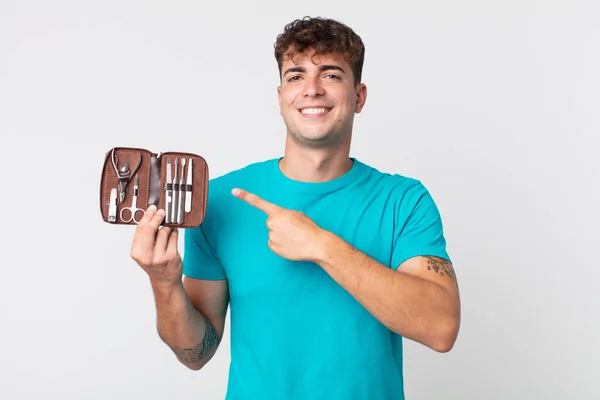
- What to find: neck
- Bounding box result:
[279,136,353,183]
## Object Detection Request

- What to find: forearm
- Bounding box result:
[316,233,459,352]
[151,280,218,370]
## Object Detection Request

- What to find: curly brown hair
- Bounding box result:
[274,16,365,85]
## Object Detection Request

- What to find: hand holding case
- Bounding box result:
[99,147,209,228]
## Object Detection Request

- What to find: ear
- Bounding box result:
[277,85,282,115]
[355,83,367,113]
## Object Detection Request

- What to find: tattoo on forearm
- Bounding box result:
[168,315,218,364]
[424,256,456,280]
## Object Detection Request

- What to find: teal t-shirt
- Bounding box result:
[182,157,450,400]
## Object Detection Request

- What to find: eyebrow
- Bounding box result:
[283,64,346,76]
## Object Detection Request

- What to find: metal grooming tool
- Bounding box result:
[108,188,118,222]
[171,158,179,224]
[178,158,186,224]
[110,148,142,203]
[120,174,145,224]
[165,158,172,223]
[117,163,130,203]
[185,158,192,212]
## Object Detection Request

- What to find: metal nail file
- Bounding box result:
[171,158,179,224]
[178,158,186,224]
[165,158,172,224]
[185,158,192,212]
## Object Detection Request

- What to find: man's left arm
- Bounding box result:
[314,234,460,353]
[230,185,461,353]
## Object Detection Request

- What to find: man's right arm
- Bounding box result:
[152,277,229,370]
[130,205,229,371]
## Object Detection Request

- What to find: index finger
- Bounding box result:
[138,204,161,227]
[131,205,165,251]
[231,188,281,214]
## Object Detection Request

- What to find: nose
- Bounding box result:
[304,76,324,98]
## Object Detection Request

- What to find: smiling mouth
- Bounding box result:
[299,107,332,115]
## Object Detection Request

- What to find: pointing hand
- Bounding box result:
[231,188,328,262]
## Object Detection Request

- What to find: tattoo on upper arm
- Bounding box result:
[169,315,218,364]
[424,256,456,280]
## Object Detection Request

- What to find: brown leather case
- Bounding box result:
[99,147,209,228]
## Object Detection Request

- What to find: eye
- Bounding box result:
[324,74,341,80]
[287,75,302,82]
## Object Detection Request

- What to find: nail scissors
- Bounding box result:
[120,174,145,224]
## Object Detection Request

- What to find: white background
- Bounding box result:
[1,0,599,399]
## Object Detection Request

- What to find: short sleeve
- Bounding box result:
[391,182,450,269]
[182,222,227,281]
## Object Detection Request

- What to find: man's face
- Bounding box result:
[277,49,367,148]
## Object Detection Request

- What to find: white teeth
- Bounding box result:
[301,107,327,115]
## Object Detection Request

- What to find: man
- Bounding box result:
[131,16,460,400]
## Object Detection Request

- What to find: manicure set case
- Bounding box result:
[99,147,209,228]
